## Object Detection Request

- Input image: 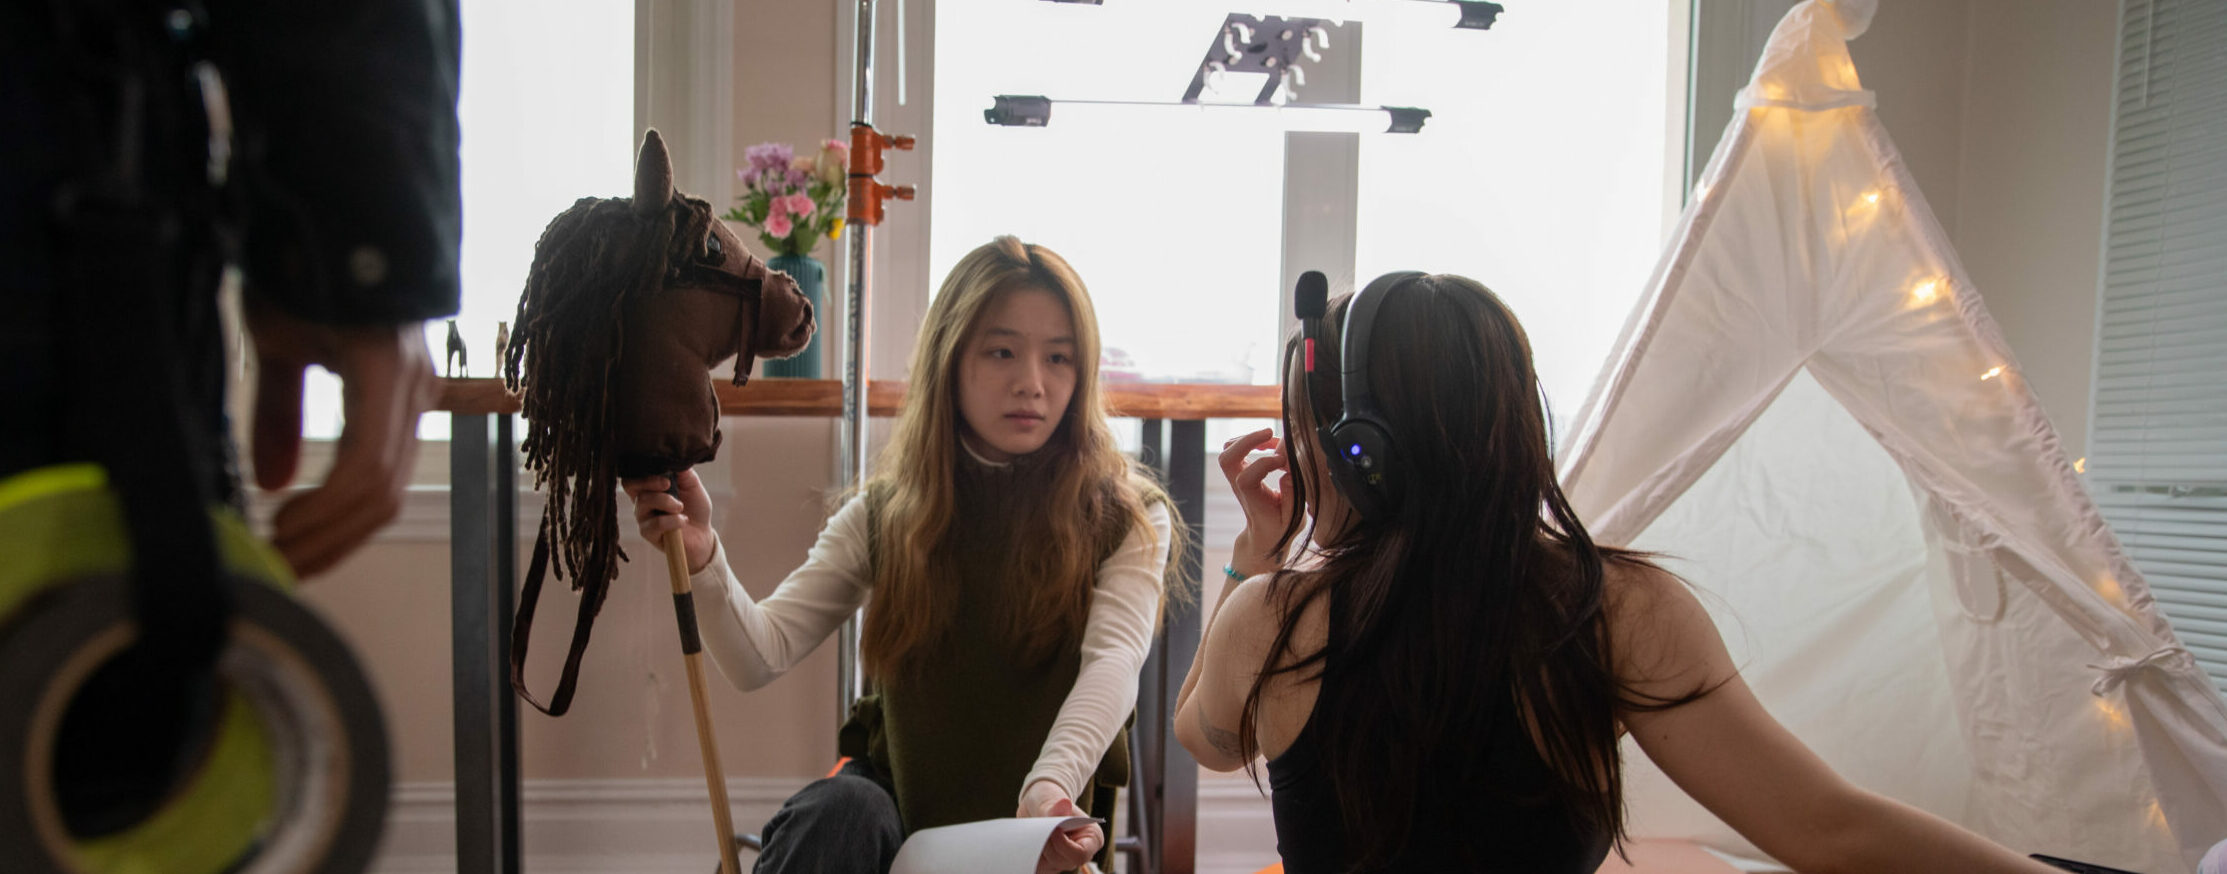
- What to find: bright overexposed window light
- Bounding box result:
[300,0,633,441]
[942,0,1670,430]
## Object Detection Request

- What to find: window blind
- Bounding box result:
[2092,0,2227,692]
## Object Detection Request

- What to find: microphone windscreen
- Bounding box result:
[1294,271,1328,320]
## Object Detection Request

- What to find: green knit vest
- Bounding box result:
[838,458,1136,858]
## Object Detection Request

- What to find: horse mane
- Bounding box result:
[503,193,717,590]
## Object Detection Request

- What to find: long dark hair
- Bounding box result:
[1236,274,1710,870]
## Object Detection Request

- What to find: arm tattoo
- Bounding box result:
[1197,705,1245,759]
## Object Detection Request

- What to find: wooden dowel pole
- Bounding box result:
[664,528,741,874]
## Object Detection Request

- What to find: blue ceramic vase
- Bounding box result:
[762,253,825,378]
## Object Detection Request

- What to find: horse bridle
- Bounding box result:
[666,223,772,387]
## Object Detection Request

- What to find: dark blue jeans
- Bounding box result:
[754,759,905,874]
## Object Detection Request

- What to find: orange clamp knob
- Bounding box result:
[844,123,917,228]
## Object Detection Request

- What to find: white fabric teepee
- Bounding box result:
[1558,1,2227,870]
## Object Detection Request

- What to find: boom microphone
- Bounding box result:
[1295,270,1328,373]
[1294,270,1327,320]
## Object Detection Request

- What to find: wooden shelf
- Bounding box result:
[435,378,1281,421]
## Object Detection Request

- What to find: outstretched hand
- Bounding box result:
[247,298,437,578]
[1218,427,1293,578]
[1019,781,1104,874]
[622,468,717,573]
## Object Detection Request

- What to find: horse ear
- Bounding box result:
[634,129,674,216]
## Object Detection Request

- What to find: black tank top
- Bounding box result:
[1265,682,1612,873]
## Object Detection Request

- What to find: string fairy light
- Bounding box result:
[2074,457,2087,474]
[2095,696,2129,731]
[1909,278,1941,305]
[2095,575,2125,605]
[1835,190,1888,248]
[1843,188,1886,224]
[1980,365,2005,381]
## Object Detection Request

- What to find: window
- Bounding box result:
[2090,0,2227,692]
[932,0,1679,424]
[931,3,1290,389]
[1351,1,1677,419]
[930,1,1681,614]
[298,0,635,440]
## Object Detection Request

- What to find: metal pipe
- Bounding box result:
[450,413,504,873]
[835,0,878,727]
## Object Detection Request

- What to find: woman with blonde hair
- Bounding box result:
[626,236,1174,874]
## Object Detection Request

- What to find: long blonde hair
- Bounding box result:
[862,236,1168,678]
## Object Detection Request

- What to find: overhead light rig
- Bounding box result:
[986,9,1477,134]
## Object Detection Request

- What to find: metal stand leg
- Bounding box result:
[1133,419,1204,874]
[451,413,520,873]
[1130,419,1167,874]
[495,413,521,873]
[1160,419,1205,874]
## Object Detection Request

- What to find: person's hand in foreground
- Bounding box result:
[247,298,437,578]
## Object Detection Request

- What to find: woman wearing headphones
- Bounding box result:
[1172,272,2056,873]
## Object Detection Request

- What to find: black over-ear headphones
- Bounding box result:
[1294,269,1424,522]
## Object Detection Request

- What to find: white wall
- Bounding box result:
[1847,0,2115,459]
[1947,0,2117,460]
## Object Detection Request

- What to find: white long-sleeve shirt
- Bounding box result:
[689,491,1173,807]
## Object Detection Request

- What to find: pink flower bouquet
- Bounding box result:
[725,139,849,257]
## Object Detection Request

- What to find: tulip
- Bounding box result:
[816,140,849,187]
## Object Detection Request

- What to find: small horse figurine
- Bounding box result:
[503,128,815,716]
